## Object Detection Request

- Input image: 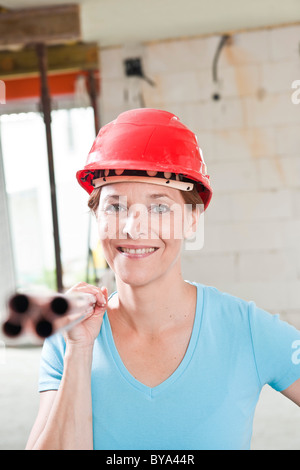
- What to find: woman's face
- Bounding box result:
[96,182,198,287]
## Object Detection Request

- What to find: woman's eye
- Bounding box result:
[105,204,127,213]
[150,204,170,214]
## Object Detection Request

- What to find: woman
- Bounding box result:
[26,108,300,450]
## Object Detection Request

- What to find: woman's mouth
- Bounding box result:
[117,246,159,257]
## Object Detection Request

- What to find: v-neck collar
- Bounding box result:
[103,281,204,398]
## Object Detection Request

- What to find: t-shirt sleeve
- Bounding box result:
[38,332,66,392]
[248,301,300,392]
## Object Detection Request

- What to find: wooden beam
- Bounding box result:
[0,42,99,79]
[0,4,81,48]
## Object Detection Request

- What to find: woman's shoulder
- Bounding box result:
[190,280,250,309]
[188,280,254,328]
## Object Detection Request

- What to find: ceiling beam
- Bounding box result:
[0,42,99,79]
[0,4,81,48]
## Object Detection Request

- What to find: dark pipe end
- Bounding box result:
[50,297,69,316]
[35,319,53,338]
[9,294,29,314]
[2,321,22,337]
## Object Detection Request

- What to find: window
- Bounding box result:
[0,107,98,291]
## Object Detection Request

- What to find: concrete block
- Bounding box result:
[287,281,300,310]
[208,159,258,192]
[217,280,289,312]
[211,97,246,129]
[281,311,300,330]
[172,102,214,132]
[100,78,126,109]
[100,47,124,79]
[269,25,300,62]
[238,249,297,282]
[202,219,285,254]
[279,156,300,189]
[197,68,218,101]
[99,105,125,126]
[229,189,293,221]
[192,35,225,69]
[181,252,237,285]
[244,93,300,127]
[283,219,300,250]
[275,125,300,156]
[140,74,163,106]
[212,127,276,162]
[261,60,300,94]
[151,70,213,104]
[258,156,300,190]
[157,99,241,134]
[141,71,197,104]
[219,30,271,67]
[219,64,261,97]
[145,36,221,74]
[204,192,233,222]
[144,41,190,75]
[290,189,300,218]
[257,157,286,190]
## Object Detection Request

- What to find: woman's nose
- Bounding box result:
[121,204,149,239]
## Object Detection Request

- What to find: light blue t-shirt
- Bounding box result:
[38,282,300,450]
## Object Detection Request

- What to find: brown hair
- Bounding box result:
[88,183,204,215]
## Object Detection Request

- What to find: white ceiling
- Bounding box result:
[1,0,300,47]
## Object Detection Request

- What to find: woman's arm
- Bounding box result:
[281,378,300,407]
[25,390,57,449]
[26,282,108,450]
[26,344,94,450]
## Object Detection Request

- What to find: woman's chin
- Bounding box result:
[117,272,155,288]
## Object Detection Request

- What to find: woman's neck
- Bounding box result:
[109,270,197,335]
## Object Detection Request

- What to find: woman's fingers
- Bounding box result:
[65,283,108,319]
[69,283,107,305]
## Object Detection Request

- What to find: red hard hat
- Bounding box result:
[76,108,212,210]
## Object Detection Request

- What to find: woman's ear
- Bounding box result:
[183,205,202,240]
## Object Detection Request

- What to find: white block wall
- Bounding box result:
[97,25,300,326]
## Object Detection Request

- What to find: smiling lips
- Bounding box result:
[117,246,159,257]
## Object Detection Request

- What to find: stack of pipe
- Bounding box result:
[2,291,96,339]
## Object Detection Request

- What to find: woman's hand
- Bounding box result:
[61,282,108,348]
